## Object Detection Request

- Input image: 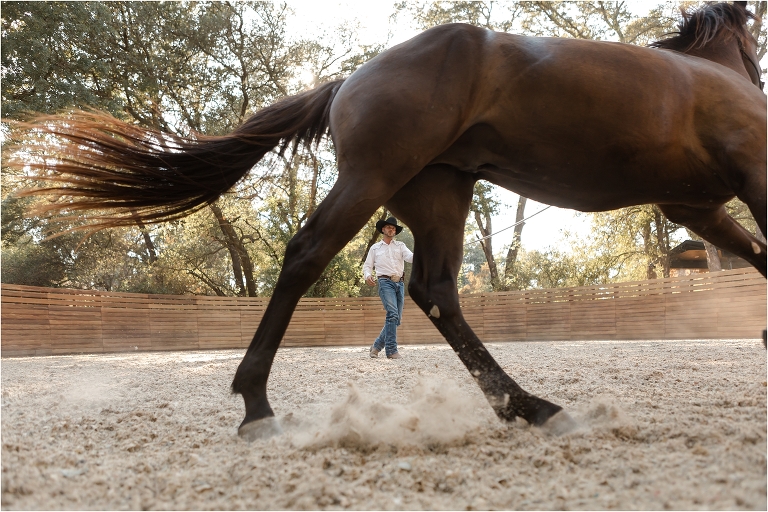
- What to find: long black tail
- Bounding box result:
[6,78,346,229]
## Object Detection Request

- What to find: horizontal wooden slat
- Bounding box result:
[2,268,764,356]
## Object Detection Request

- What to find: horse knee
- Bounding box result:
[231,354,268,393]
[282,233,325,280]
[283,235,309,266]
[408,279,460,319]
[407,279,428,306]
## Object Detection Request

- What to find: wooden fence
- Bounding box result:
[1,268,765,357]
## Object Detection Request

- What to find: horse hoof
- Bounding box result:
[540,410,579,436]
[238,417,283,441]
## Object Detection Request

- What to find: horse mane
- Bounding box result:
[650,2,755,52]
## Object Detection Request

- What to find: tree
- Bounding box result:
[511,244,617,290]
[502,196,527,288]
[5,1,765,296]
[2,1,382,297]
[2,2,126,117]
[459,218,493,294]
[748,1,767,63]
[575,205,685,281]
[2,1,223,292]
[394,0,523,32]
[519,1,678,44]
[469,181,504,291]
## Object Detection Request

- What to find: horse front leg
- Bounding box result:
[387,166,570,430]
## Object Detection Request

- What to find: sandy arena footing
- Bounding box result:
[1,339,766,510]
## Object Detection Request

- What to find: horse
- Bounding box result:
[7,2,765,439]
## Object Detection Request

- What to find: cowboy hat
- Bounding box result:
[376,216,403,235]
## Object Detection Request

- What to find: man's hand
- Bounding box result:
[365,276,376,287]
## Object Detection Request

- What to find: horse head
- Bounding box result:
[651,1,764,91]
[735,10,765,90]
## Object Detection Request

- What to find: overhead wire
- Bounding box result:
[464,205,552,247]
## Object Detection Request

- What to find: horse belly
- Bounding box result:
[431,123,734,212]
[476,164,734,212]
[331,27,750,211]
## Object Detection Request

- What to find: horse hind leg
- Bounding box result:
[734,161,767,240]
[387,165,572,432]
[658,203,767,277]
[659,201,766,345]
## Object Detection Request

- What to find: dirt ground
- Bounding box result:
[1,339,766,510]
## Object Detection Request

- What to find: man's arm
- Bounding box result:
[363,245,376,286]
[401,243,414,264]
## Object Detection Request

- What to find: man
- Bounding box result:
[363,217,413,359]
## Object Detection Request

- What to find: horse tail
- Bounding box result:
[10,78,346,230]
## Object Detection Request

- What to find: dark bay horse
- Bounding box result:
[8,2,765,439]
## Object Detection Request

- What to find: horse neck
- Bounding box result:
[684,38,753,83]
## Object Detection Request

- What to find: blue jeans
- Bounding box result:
[372,278,404,356]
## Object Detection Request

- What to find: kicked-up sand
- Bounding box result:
[1,339,766,510]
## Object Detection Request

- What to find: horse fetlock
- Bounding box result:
[233,371,276,433]
[488,393,517,422]
[484,384,562,426]
[492,403,519,423]
[237,386,279,440]
[487,392,511,409]
[231,353,271,393]
[238,416,283,441]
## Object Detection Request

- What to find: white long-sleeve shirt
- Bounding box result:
[363,240,413,280]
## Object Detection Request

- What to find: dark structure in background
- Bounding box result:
[669,240,751,277]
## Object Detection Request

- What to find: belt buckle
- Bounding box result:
[391,275,401,283]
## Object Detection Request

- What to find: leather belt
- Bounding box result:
[378,275,403,283]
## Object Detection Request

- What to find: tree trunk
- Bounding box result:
[749,1,767,62]
[305,149,319,222]
[130,209,158,264]
[703,241,722,272]
[209,202,257,296]
[641,221,656,278]
[474,210,502,291]
[287,162,298,235]
[653,206,671,278]
[503,195,527,288]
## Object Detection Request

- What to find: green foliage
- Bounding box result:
[2,1,381,297]
[2,2,121,116]
[2,2,765,297]
[1,240,68,288]
[459,239,493,294]
[511,248,603,290]
[394,1,522,32]
[518,1,679,43]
